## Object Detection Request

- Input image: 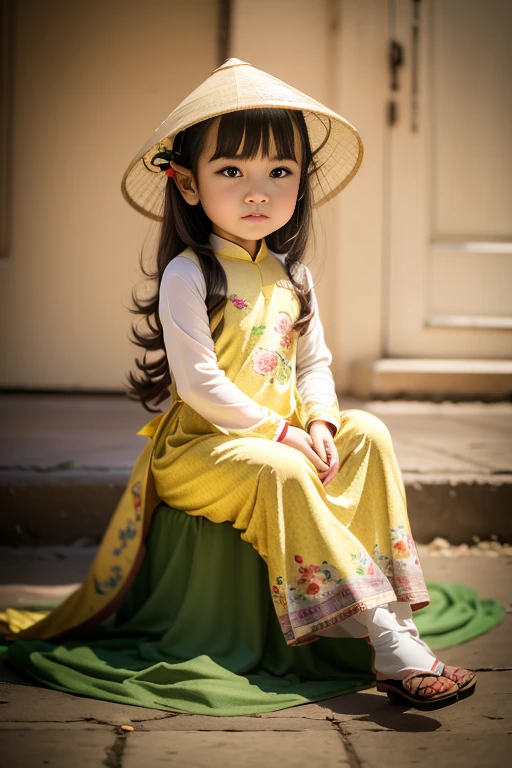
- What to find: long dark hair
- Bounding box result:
[126,107,330,412]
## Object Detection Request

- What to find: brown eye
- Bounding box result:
[219,166,242,178]
[270,168,292,178]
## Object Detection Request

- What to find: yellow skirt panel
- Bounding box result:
[151,404,429,646]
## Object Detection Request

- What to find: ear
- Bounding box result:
[170,161,200,205]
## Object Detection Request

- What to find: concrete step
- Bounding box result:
[351,358,512,399]
[1,394,511,545]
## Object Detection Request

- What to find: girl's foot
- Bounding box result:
[439,664,478,698]
[355,604,477,707]
[375,660,459,709]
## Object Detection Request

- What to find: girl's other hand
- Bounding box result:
[307,421,339,486]
[280,424,335,483]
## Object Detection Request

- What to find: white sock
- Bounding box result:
[387,601,437,658]
[316,603,441,680]
[355,605,443,680]
[316,602,411,640]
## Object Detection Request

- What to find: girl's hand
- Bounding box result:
[279,425,330,477]
[307,421,339,486]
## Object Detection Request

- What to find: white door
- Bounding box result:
[386,0,512,358]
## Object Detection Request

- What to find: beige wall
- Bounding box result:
[3,0,507,394]
[0,0,217,389]
[1,0,388,394]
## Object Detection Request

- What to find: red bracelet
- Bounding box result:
[276,420,290,442]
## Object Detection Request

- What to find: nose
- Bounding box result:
[244,185,269,205]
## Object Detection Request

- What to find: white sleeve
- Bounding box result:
[296,265,340,436]
[158,257,288,440]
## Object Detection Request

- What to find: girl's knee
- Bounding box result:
[339,408,392,449]
[218,437,309,481]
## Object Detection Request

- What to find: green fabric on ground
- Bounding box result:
[414,580,504,650]
[1,503,504,716]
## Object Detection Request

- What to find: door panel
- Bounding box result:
[387,0,512,356]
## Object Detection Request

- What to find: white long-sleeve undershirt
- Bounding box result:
[157,252,339,439]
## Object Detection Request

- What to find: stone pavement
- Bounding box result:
[0,547,510,768]
[1,394,511,545]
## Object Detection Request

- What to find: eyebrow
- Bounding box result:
[207,153,298,164]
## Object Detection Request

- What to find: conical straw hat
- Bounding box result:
[121,57,363,221]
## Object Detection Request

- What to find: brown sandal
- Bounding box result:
[441,665,478,699]
[370,646,459,710]
[364,637,466,710]
[376,659,460,710]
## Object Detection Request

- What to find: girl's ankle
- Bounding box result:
[374,657,445,681]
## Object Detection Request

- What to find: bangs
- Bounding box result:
[209,108,300,163]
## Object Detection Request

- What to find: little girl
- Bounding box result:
[2,57,476,711]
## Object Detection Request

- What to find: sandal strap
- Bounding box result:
[430,659,445,676]
[402,658,445,682]
[402,671,437,695]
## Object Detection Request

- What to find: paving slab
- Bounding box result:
[1,730,117,768]
[255,701,336,720]
[0,680,335,732]
[341,732,511,768]
[140,714,335,731]
[326,671,510,733]
[0,680,180,727]
[121,730,351,767]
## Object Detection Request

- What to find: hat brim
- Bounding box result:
[121,61,364,222]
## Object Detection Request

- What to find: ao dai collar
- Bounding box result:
[209,232,269,264]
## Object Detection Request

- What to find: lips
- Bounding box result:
[243,213,268,219]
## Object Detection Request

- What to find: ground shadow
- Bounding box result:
[321,690,445,732]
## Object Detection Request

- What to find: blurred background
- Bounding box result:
[1,0,511,399]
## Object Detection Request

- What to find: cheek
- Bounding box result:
[199,178,235,211]
[280,180,301,211]
[213,185,238,205]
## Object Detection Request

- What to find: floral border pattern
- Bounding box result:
[271,527,430,646]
